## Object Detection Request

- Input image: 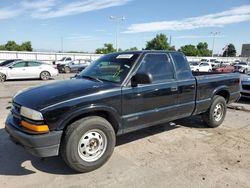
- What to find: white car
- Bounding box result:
[190,62,212,72]
[0,60,58,82]
[238,62,250,73]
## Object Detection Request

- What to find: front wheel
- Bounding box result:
[202,95,227,128]
[0,73,6,82]
[64,67,71,74]
[40,71,51,80]
[60,116,116,172]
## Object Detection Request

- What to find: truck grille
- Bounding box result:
[242,85,250,90]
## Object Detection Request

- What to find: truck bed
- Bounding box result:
[192,71,240,115]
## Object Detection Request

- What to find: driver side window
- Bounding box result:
[12,62,27,68]
[137,54,175,83]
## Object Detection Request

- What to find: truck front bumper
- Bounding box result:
[5,114,63,157]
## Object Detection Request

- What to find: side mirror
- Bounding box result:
[131,72,152,87]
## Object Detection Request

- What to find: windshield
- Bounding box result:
[60,57,66,61]
[0,60,15,66]
[239,62,247,65]
[200,59,207,62]
[79,53,140,84]
[190,62,199,66]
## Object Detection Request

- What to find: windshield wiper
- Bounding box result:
[81,75,103,83]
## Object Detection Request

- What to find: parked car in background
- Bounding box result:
[213,65,235,73]
[237,62,250,73]
[200,58,216,66]
[213,60,222,67]
[77,59,93,72]
[240,72,250,98]
[0,60,58,82]
[0,59,22,66]
[57,59,92,73]
[190,62,212,72]
[52,57,72,65]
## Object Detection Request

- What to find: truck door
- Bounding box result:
[170,53,196,118]
[121,53,179,133]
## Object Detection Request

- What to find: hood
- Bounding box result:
[13,78,115,110]
[0,66,8,70]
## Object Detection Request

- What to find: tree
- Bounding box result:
[95,43,116,54]
[169,46,176,51]
[196,42,211,56]
[4,41,20,51]
[20,41,33,51]
[125,47,138,51]
[179,45,197,56]
[223,44,236,57]
[145,33,171,50]
[0,45,5,50]
[0,41,33,51]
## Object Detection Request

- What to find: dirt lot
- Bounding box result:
[0,75,250,188]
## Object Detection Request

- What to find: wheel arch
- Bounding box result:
[213,87,230,103]
[59,106,122,135]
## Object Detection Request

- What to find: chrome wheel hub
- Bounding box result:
[213,103,224,122]
[42,72,49,80]
[78,129,107,162]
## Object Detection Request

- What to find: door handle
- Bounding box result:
[170,86,178,92]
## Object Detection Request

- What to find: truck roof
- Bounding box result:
[109,50,183,55]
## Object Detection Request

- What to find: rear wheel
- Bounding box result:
[40,71,51,80]
[60,116,116,172]
[64,67,71,74]
[0,73,6,82]
[202,95,227,128]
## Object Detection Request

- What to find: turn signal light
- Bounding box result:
[21,121,49,133]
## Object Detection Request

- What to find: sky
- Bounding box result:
[0,0,250,54]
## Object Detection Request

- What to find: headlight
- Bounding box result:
[20,106,43,121]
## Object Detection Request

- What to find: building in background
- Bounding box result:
[241,44,250,57]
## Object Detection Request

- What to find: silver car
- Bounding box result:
[240,72,250,98]
[0,60,58,82]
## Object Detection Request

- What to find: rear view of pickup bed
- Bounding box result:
[5,50,240,172]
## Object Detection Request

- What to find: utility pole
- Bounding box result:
[110,16,125,52]
[210,32,220,57]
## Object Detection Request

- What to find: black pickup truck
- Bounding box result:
[5,51,240,172]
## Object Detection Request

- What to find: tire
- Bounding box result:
[64,67,71,74]
[40,71,51,80]
[60,116,116,173]
[202,95,227,128]
[0,73,6,82]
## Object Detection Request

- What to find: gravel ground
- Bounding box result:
[0,75,249,188]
